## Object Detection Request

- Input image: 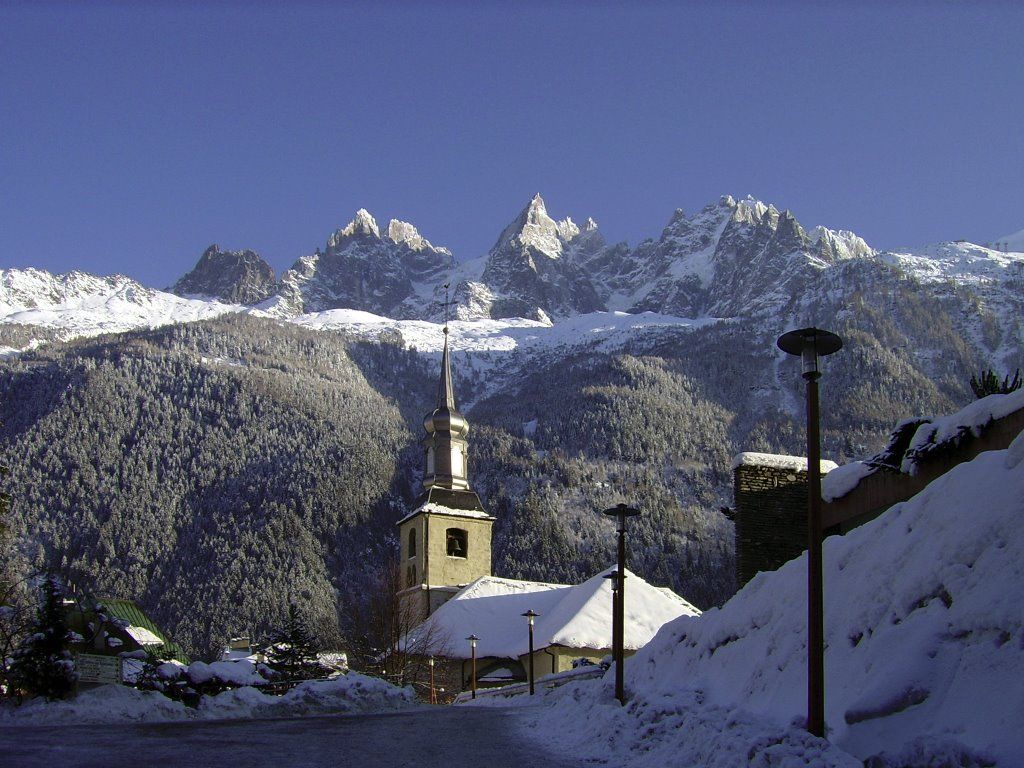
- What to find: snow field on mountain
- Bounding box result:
[0,672,418,725]
[509,430,1024,766]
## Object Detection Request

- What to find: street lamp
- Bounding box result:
[466,634,479,700]
[777,326,843,738]
[521,610,539,695]
[428,656,436,705]
[601,503,641,705]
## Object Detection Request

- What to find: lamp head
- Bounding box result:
[777,327,843,380]
[521,609,539,626]
[601,503,641,519]
[467,634,479,648]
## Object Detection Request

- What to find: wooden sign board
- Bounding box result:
[76,653,123,685]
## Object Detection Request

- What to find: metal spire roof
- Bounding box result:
[437,325,457,411]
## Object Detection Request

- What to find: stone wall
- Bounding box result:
[733,458,813,588]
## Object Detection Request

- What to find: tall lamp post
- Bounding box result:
[466,634,479,700]
[521,610,539,695]
[428,656,436,705]
[777,326,843,738]
[601,503,641,705]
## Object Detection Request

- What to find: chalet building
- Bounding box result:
[396,321,698,691]
[66,593,189,664]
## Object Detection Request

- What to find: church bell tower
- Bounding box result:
[397,318,494,623]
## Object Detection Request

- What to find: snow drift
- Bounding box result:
[514,429,1023,767]
[0,672,417,725]
[629,428,1024,764]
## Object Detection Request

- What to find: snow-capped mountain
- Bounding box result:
[0,267,237,342]
[582,195,874,319]
[264,209,452,318]
[171,244,277,305]
[1,194,1022,374]
[471,193,605,321]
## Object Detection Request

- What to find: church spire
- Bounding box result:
[422,282,470,491]
[437,326,456,411]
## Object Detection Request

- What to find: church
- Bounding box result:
[396,322,699,691]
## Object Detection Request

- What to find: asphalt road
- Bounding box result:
[0,706,583,768]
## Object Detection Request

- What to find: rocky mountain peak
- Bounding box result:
[329,209,381,247]
[489,193,588,260]
[171,244,276,305]
[386,219,450,255]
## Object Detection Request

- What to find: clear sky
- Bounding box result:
[2,1,1022,288]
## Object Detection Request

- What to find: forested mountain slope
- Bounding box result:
[1,195,1020,661]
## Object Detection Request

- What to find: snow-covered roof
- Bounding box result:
[395,502,495,526]
[731,452,838,473]
[124,625,165,646]
[416,567,700,660]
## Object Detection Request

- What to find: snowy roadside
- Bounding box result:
[483,430,1024,767]
[0,673,419,725]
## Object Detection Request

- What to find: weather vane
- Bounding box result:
[439,280,457,334]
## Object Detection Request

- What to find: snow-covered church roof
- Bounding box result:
[416,567,700,660]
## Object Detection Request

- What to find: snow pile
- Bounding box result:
[197,674,417,720]
[515,680,859,767]
[821,460,874,502]
[0,672,417,725]
[510,431,1024,766]
[0,684,192,724]
[185,659,266,686]
[629,433,1024,764]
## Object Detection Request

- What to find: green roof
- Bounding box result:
[99,598,190,664]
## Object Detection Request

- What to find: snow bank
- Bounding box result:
[0,672,417,725]
[513,679,859,767]
[631,434,1024,764]
[509,431,1023,766]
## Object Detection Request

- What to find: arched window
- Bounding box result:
[408,528,417,559]
[446,528,468,558]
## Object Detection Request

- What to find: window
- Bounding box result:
[408,528,417,559]
[446,528,468,558]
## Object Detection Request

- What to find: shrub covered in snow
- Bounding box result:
[0,671,417,724]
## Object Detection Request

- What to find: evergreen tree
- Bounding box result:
[10,575,77,700]
[970,368,1022,399]
[265,603,321,680]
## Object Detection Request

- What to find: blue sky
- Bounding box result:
[2,1,1022,287]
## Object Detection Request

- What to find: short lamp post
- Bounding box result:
[521,610,539,695]
[601,503,641,705]
[428,656,436,705]
[777,326,843,738]
[467,634,479,700]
